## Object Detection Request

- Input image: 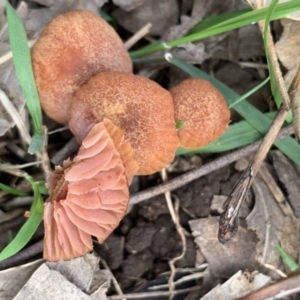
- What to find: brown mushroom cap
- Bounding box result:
[69,72,180,175]
[170,78,230,149]
[32,10,132,124]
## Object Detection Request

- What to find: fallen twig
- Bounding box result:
[108,286,202,299]
[239,271,300,300]
[0,240,43,270]
[124,23,152,50]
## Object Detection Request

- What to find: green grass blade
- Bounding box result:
[176,112,277,155]
[169,57,300,166]
[0,183,27,196]
[275,245,299,272]
[6,1,44,153]
[0,174,44,262]
[189,9,252,34]
[263,0,284,109]
[229,77,270,109]
[0,209,42,261]
[130,1,300,58]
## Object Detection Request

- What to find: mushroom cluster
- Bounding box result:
[32,10,230,261]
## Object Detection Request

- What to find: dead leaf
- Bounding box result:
[14,254,111,300]
[271,150,300,218]
[0,259,43,300]
[112,0,144,12]
[161,0,214,42]
[275,19,300,87]
[112,0,179,36]
[246,176,299,267]
[200,270,271,300]
[170,42,208,65]
[189,216,260,278]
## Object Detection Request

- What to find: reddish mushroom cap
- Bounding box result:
[170,78,230,149]
[43,119,138,261]
[69,72,180,175]
[32,10,132,124]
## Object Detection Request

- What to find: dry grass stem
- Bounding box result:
[50,137,79,166]
[108,286,202,300]
[148,272,205,290]
[124,23,152,50]
[160,169,187,300]
[0,89,31,144]
[264,263,287,278]
[39,126,50,174]
[238,61,268,69]
[289,64,300,142]
[0,161,42,172]
[0,39,36,65]
[100,259,126,300]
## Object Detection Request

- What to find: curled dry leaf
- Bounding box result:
[44,119,138,261]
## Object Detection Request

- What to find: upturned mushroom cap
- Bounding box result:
[32,10,132,124]
[170,78,230,149]
[44,119,138,261]
[69,72,180,175]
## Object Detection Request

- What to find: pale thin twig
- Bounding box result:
[289,64,300,142]
[264,263,287,278]
[0,90,50,174]
[160,169,187,300]
[107,286,202,300]
[0,89,31,144]
[124,23,152,50]
[100,259,126,300]
[148,272,205,290]
[0,39,37,65]
[0,161,42,171]
[238,61,268,69]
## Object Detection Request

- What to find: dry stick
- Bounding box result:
[124,23,152,50]
[108,286,202,300]
[0,240,44,270]
[263,263,287,278]
[100,259,126,300]
[51,137,79,166]
[0,89,31,144]
[239,271,300,300]
[289,64,300,142]
[0,88,50,175]
[218,24,292,243]
[130,125,294,205]
[160,169,187,300]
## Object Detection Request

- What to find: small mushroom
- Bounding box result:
[44,119,138,261]
[32,10,132,124]
[170,78,230,149]
[69,72,180,175]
